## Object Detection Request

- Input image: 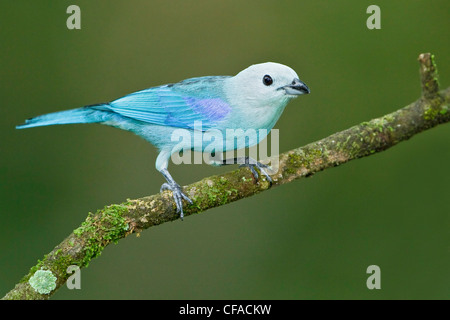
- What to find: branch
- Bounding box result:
[3,53,449,300]
[418,53,440,99]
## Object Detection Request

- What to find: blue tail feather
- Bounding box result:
[16,105,110,129]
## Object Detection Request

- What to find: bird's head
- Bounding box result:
[228,62,310,109]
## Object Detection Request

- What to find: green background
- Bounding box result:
[1,1,449,299]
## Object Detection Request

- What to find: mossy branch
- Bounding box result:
[2,53,449,300]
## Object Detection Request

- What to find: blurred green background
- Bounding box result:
[1,1,449,299]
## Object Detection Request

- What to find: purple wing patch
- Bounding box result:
[184,97,231,122]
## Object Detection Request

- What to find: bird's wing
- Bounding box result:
[103,77,231,131]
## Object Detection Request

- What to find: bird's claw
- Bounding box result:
[239,161,273,186]
[160,182,193,220]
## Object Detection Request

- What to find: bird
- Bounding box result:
[16,62,310,219]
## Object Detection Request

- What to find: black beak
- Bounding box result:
[280,78,310,95]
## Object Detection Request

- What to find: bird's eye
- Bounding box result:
[263,75,273,86]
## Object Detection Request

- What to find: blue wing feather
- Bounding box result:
[102,76,232,131]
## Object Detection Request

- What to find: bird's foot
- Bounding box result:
[239,160,273,186]
[160,182,193,220]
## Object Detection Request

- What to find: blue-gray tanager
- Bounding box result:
[17,62,310,218]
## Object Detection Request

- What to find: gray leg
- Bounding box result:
[219,156,273,185]
[160,168,193,220]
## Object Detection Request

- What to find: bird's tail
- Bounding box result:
[16,105,111,129]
